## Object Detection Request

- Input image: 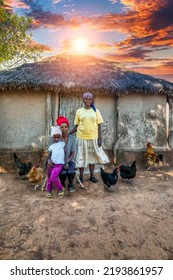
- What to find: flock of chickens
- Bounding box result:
[100,161,137,192]
[13,142,164,193]
[101,142,164,192]
[13,152,137,192]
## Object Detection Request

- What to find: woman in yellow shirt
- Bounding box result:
[70,92,109,183]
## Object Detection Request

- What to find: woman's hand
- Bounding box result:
[98,138,102,147]
[48,159,55,167]
[64,162,69,170]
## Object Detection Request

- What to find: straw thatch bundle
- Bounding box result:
[0,55,173,96]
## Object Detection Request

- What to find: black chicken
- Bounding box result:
[155,154,163,164]
[13,153,32,178]
[117,160,137,183]
[100,167,118,192]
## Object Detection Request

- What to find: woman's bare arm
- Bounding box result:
[98,124,102,147]
[69,125,78,135]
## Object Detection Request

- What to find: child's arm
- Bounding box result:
[43,151,52,172]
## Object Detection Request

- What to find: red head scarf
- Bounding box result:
[56,116,69,127]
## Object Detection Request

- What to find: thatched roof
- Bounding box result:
[0,55,173,96]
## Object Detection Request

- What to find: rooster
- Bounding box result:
[27,166,45,190]
[117,161,137,183]
[144,143,163,170]
[100,167,118,192]
[13,153,32,178]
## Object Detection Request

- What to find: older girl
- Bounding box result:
[70,92,109,183]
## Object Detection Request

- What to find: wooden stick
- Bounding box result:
[41,176,47,191]
[76,173,85,189]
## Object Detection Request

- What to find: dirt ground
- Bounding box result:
[0,163,173,260]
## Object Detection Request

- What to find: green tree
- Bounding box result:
[0,1,41,70]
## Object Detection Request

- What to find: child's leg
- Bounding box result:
[59,173,67,188]
[46,166,54,193]
[50,164,64,191]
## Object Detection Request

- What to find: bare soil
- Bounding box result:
[0,164,173,260]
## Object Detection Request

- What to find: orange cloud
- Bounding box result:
[123,57,173,76]
[104,47,154,62]
[4,0,29,10]
[30,41,53,52]
[121,0,163,12]
[131,64,173,76]
[91,42,114,51]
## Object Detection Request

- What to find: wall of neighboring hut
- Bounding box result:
[0,90,58,150]
[95,96,117,150]
[117,94,168,150]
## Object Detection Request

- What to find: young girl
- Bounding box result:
[44,126,66,197]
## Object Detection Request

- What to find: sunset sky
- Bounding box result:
[3,0,173,82]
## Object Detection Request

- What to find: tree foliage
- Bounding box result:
[0,1,41,70]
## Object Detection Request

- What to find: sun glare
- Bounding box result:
[72,38,88,53]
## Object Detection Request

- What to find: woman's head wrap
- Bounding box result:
[51,126,62,137]
[83,92,96,112]
[83,92,94,100]
[56,116,69,127]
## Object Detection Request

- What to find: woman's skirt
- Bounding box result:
[75,138,109,168]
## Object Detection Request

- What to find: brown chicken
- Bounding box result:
[144,143,163,170]
[27,166,45,190]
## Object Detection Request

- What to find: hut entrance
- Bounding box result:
[59,92,83,129]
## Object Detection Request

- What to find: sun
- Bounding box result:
[72,38,89,53]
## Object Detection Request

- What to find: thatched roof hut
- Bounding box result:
[0,54,173,95]
[0,55,173,168]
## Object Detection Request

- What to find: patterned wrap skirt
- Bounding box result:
[75,138,109,168]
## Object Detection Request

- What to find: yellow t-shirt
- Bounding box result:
[74,108,103,140]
